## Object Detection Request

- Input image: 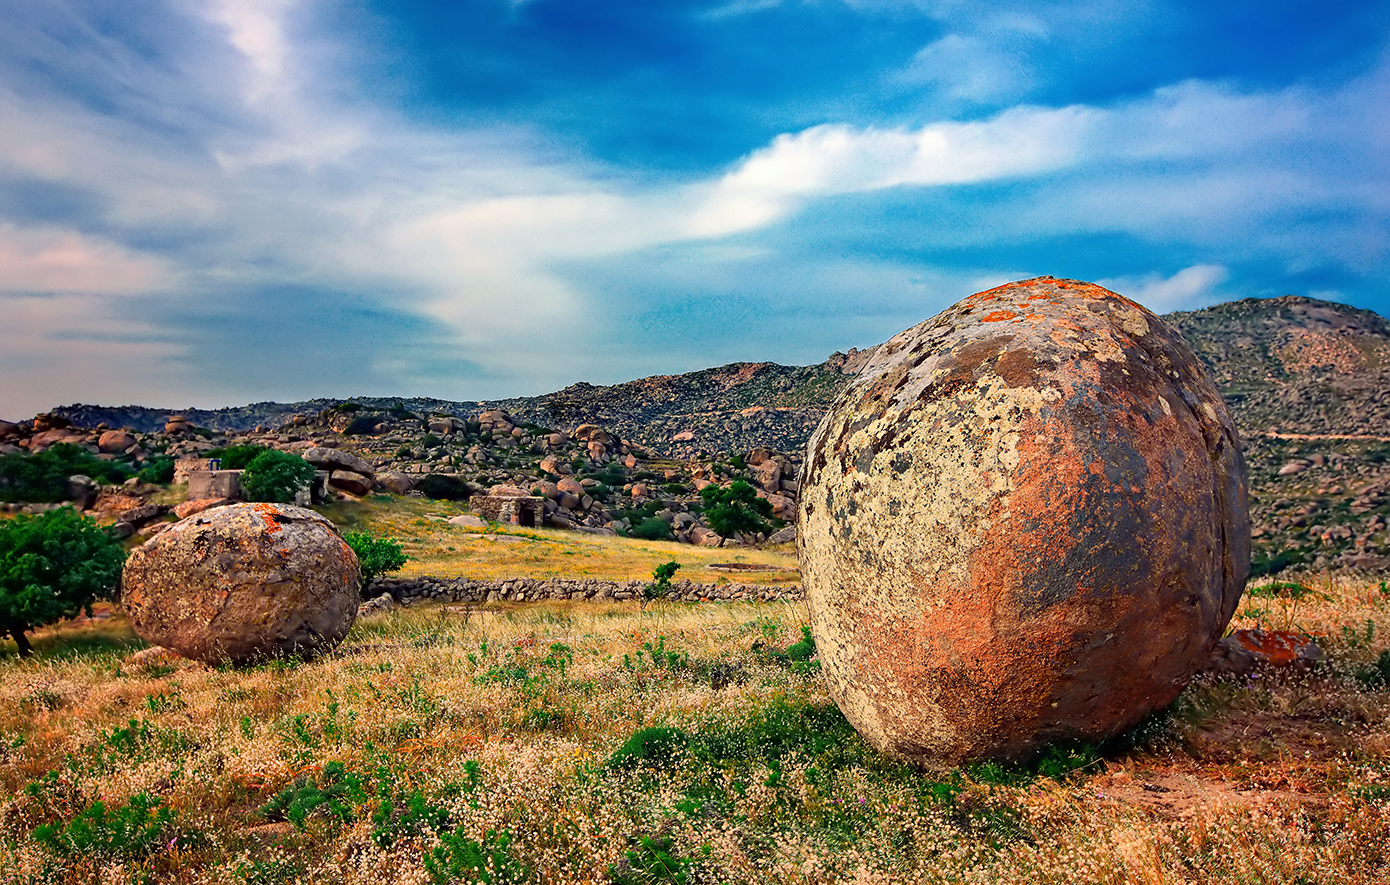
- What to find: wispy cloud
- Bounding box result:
[1097,264,1230,313]
[0,0,1385,418]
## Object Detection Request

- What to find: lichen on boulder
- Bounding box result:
[122,502,360,665]
[798,277,1249,764]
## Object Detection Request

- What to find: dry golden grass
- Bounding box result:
[319,495,800,585]
[2,537,1389,883]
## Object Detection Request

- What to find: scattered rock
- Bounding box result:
[448,514,487,529]
[328,469,373,496]
[376,470,416,495]
[766,524,797,545]
[121,503,360,665]
[302,447,375,478]
[690,526,724,547]
[799,277,1250,764]
[65,475,99,509]
[174,497,232,519]
[1203,629,1324,676]
[358,594,395,617]
[98,430,137,454]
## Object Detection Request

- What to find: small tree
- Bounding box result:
[343,532,408,589]
[0,443,131,503]
[0,508,126,657]
[240,450,316,504]
[699,480,773,545]
[641,561,681,612]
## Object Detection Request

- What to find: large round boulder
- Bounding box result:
[122,503,360,665]
[799,277,1248,764]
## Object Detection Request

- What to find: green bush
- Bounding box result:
[425,828,528,885]
[137,455,176,485]
[641,561,681,611]
[204,444,265,470]
[785,625,816,662]
[260,761,366,831]
[698,480,772,541]
[240,450,316,504]
[630,517,673,542]
[0,507,126,657]
[416,474,472,501]
[32,793,175,860]
[343,415,381,435]
[371,789,451,848]
[605,727,690,773]
[0,443,131,503]
[611,835,700,885]
[344,532,408,585]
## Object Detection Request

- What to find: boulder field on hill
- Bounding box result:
[800,277,1250,763]
[7,294,1390,572]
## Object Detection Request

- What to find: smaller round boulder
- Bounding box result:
[122,503,360,665]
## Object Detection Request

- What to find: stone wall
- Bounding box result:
[174,458,217,484]
[370,575,805,606]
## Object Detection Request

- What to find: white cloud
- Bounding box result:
[685,103,1098,236]
[1097,264,1230,313]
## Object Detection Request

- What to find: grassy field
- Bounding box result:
[2,523,1390,882]
[320,496,801,586]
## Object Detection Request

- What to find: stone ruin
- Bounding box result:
[469,490,546,527]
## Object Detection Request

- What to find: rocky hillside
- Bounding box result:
[11,295,1390,577]
[39,297,1390,458]
[1165,296,1390,439]
[40,347,876,458]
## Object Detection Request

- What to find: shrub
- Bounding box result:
[641,561,681,611]
[137,455,176,485]
[698,480,772,541]
[344,415,381,435]
[0,507,126,657]
[205,444,265,470]
[605,727,690,773]
[344,532,408,586]
[0,443,131,503]
[371,788,451,848]
[425,828,529,885]
[416,474,472,501]
[630,517,673,542]
[785,624,816,662]
[240,450,316,503]
[610,835,699,885]
[260,761,366,831]
[32,793,175,860]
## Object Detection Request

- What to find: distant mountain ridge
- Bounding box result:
[43,297,1390,454]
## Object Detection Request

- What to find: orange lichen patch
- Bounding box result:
[982,310,1018,323]
[1226,629,1319,667]
[251,502,284,534]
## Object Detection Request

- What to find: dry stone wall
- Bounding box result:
[370,575,804,605]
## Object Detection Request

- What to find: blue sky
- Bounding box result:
[1,0,1387,418]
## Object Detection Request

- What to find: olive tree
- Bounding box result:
[0,508,126,657]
